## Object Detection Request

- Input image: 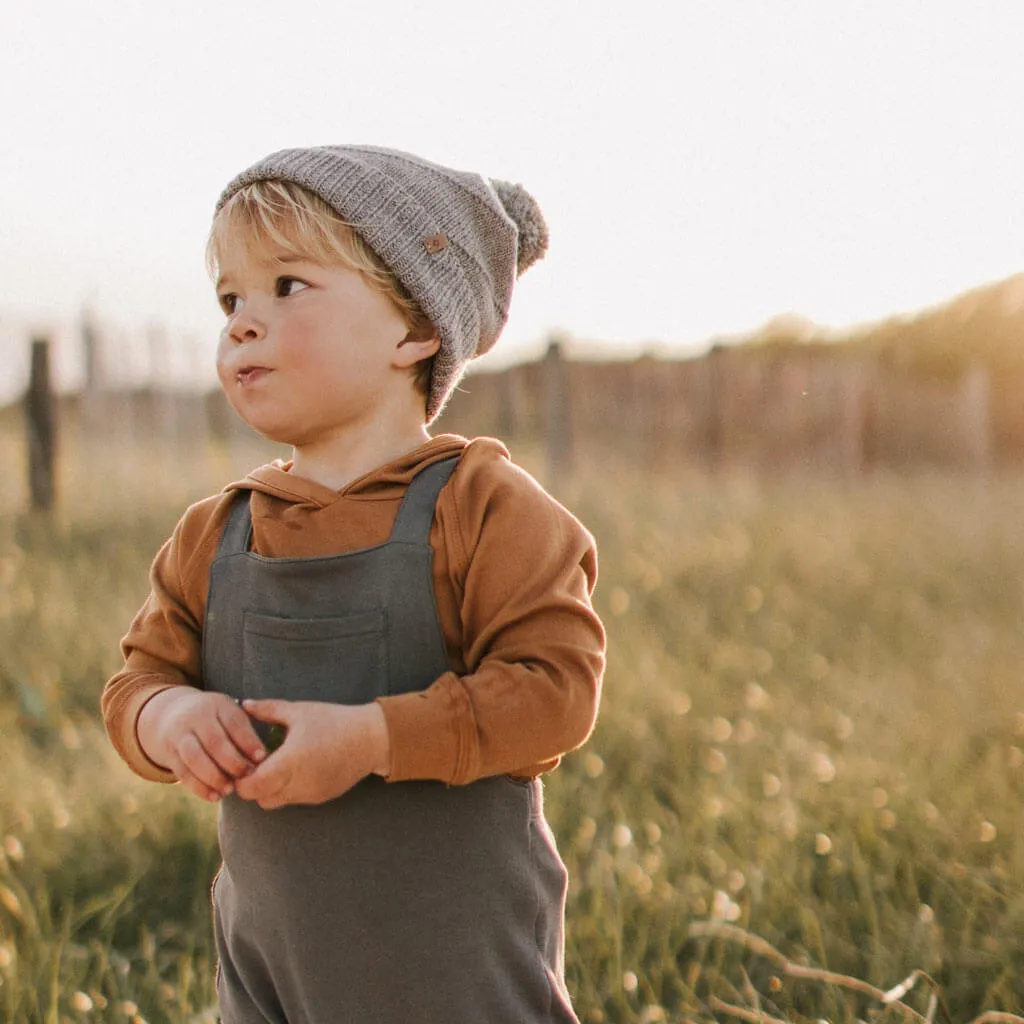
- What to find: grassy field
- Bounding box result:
[2,417,1024,1022]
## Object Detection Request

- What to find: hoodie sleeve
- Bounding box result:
[377,442,606,785]
[101,497,225,783]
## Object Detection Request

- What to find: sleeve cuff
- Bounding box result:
[377,672,476,784]
[120,683,182,784]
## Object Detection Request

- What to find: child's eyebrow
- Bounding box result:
[216,255,313,290]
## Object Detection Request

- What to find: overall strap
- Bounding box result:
[389,456,460,545]
[215,491,254,557]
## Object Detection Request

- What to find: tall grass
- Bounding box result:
[2,422,1024,1021]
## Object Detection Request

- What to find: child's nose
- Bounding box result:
[228,308,266,344]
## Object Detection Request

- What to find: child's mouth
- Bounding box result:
[237,367,270,386]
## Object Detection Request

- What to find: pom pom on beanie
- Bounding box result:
[489,179,550,276]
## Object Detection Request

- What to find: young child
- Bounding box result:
[102,145,606,1023]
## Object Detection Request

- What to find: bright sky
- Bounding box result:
[2,0,1023,398]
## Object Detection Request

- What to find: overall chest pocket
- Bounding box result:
[242,609,388,705]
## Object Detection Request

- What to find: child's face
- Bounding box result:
[214,233,412,446]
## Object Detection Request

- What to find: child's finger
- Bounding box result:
[175,732,236,796]
[240,698,292,725]
[234,751,292,805]
[176,767,226,804]
[167,749,227,802]
[198,717,261,778]
[216,701,268,766]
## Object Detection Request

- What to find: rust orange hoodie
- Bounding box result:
[102,434,605,786]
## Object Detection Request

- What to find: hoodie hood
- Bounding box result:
[223,434,473,509]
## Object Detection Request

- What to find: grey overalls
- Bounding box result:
[203,457,579,1023]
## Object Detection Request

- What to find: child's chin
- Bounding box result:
[231,411,298,446]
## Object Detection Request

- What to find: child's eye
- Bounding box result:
[276,277,309,298]
[218,292,239,315]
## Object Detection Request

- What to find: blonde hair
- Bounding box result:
[207,179,435,399]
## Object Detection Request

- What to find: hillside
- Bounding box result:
[733,272,1024,378]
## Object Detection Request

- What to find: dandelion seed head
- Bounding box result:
[612,823,633,848]
[705,795,725,819]
[583,752,604,778]
[745,681,769,710]
[726,869,745,895]
[879,809,897,830]
[923,801,940,824]
[0,884,23,919]
[672,692,692,716]
[705,748,727,774]
[710,717,732,743]
[762,772,782,797]
[815,833,832,855]
[711,889,731,920]
[118,1003,139,1016]
[3,835,24,862]
[735,718,756,744]
[918,903,935,925]
[980,820,997,843]
[872,787,888,809]
[644,822,661,844]
[576,817,596,844]
[812,752,836,784]
[639,1007,667,1024]
[635,873,653,895]
[622,970,639,992]
[69,991,93,1012]
[0,944,12,968]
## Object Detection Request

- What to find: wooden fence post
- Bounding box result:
[81,310,100,391]
[705,344,726,471]
[26,337,57,511]
[960,364,992,471]
[544,337,572,482]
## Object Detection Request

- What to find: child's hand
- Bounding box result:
[233,699,390,810]
[138,687,267,802]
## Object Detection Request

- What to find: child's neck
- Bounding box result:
[289,415,432,492]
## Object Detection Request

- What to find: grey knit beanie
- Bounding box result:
[215,145,549,422]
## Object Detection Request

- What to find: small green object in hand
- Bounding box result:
[265,723,288,753]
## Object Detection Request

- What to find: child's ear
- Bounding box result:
[393,332,440,369]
